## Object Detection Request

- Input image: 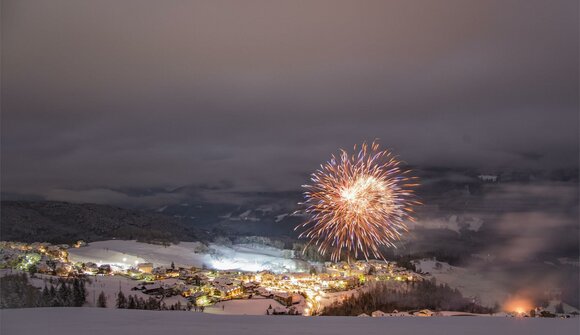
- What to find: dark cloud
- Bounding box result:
[1,0,578,198]
[486,212,578,262]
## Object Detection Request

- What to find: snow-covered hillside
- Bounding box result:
[1,308,578,335]
[68,240,309,273]
[414,259,508,307]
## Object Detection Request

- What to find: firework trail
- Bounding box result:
[295,141,420,262]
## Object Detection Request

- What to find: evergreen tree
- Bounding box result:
[127,295,136,309]
[137,296,146,309]
[80,280,87,304]
[171,261,175,270]
[97,291,107,308]
[116,290,127,308]
[49,285,58,307]
[0,273,42,308]
[57,282,70,306]
[146,297,157,310]
[41,286,51,307]
[72,279,84,306]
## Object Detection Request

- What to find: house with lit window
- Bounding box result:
[137,262,153,273]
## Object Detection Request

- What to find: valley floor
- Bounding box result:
[1,308,578,335]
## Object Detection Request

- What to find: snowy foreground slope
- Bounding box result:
[1,308,578,335]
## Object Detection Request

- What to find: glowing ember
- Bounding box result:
[295,141,420,261]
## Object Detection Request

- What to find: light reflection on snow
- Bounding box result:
[211,259,263,272]
[68,240,307,273]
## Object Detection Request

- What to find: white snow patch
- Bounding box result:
[68,240,307,273]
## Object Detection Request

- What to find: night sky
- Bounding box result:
[2,0,578,201]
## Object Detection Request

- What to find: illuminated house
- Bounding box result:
[274,292,302,306]
[183,274,206,286]
[152,266,166,275]
[84,262,99,275]
[188,291,209,306]
[98,264,112,274]
[213,284,242,299]
[414,309,434,317]
[55,262,72,276]
[165,268,180,278]
[256,271,275,284]
[137,263,153,273]
[371,310,387,317]
[242,282,259,292]
[127,268,142,278]
[37,262,52,274]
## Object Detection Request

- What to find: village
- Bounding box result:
[2,240,578,319]
[0,240,427,316]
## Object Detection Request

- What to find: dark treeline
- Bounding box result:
[0,273,41,308]
[322,280,496,316]
[292,240,475,266]
[0,273,87,308]
[115,291,187,311]
[293,242,329,262]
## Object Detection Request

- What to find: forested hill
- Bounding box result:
[0,201,208,244]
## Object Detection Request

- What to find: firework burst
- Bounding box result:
[295,141,420,261]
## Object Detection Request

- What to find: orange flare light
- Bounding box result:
[503,297,534,315]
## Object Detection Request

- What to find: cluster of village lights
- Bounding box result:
[303,288,324,316]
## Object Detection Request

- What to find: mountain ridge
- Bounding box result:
[0,200,209,244]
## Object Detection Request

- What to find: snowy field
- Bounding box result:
[68,240,309,273]
[205,298,286,315]
[1,308,578,335]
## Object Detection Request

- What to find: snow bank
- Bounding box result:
[1,308,578,335]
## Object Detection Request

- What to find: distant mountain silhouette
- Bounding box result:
[0,201,209,244]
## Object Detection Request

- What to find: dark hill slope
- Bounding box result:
[0,201,207,244]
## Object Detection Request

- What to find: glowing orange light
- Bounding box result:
[503,297,534,315]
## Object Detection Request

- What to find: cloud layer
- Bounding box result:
[2,0,578,198]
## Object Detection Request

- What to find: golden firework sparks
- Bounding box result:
[295,141,420,261]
